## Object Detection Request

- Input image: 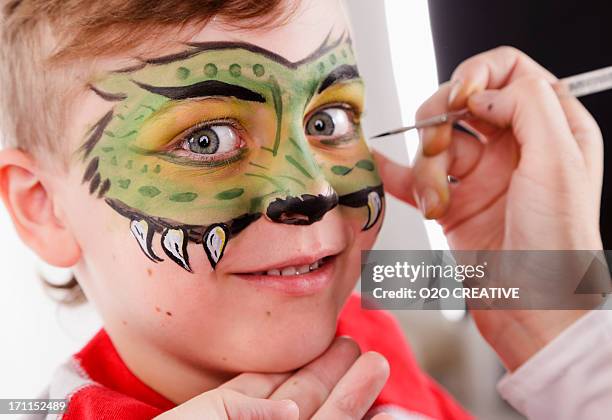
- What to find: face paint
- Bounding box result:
[78,32,384,271]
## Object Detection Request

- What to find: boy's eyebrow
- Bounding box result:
[132,79,266,103]
[317,64,360,93]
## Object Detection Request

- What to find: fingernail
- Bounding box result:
[420,124,452,157]
[449,80,480,110]
[419,188,439,219]
[418,128,427,154]
[448,79,463,107]
[280,399,299,413]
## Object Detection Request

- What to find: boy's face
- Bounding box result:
[58,0,383,382]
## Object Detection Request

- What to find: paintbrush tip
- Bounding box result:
[370,132,389,139]
[370,126,415,139]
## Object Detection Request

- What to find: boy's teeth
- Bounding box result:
[281,266,296,276]
[262,258,326,276]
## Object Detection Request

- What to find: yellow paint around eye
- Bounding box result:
[133,99,261,152]
[305,82,365,117]
[315,130,372,165]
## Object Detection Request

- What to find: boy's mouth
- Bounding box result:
[246,256,332,277]
[233,254,339,296]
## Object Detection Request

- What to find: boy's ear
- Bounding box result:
[0,149,81,267]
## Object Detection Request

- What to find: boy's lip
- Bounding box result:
[232,255,337,296]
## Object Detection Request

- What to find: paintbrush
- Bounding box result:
[371,65,612,139]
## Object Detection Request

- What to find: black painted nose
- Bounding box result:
[266,193,339,225]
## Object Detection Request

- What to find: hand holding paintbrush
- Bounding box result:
[371,46,604,371]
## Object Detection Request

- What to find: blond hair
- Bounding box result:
[0,0,291,161]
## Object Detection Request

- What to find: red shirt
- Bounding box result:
[48,294,472,419]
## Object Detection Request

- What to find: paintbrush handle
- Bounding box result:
[558,65,612,97]
[411,108,472,130]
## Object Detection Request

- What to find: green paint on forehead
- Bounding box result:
[253,64,266,77]
[176,67,190,80]
[204,63,218,77]
[93,39,358,120]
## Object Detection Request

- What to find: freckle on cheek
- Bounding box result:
[147,269,153,277]
[122,320,128,325]
[266,311,271,317]
[155,306,161,313]
[165,311,172,317]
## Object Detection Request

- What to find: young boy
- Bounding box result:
[0,0,472,418]
[1,0,609,419]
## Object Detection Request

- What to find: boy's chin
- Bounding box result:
[240,316,339,373]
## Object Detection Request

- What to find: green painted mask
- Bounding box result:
[79,33,384,272]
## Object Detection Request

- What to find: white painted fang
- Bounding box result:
[364,191,382,230]
[162,228,191,272]
[204,225,228,268]
[130,219,163,262]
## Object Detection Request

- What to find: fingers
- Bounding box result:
[467,78,582,163]
[372,150,415,206]
[451,47,603,215]
[220,390,299,420]
[153,389,299,420]
[411,146,450,219]
[448,46,556,110]
[383,46,603,223]
[382,81,484,217]
[415,83,484,162]
[415,82,454,157]
[448,46,601,179]
[374,130,481,219]
[269,336,361,420]
[312,352,390,420]
[219,372,291,399]
[412,84,485,218]
[555,94,604,207]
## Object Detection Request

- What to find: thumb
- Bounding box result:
[221,390,299,420]
[154,390,298,420]
[372,150,416,207]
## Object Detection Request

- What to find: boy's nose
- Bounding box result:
[265,191,338,225]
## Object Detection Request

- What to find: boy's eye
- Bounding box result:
[184,126,236,155]
[171,122,246,164]
[305,107,357,145]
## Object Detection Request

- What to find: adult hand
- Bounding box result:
[154,336,391,419]
[375,46,604,370]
